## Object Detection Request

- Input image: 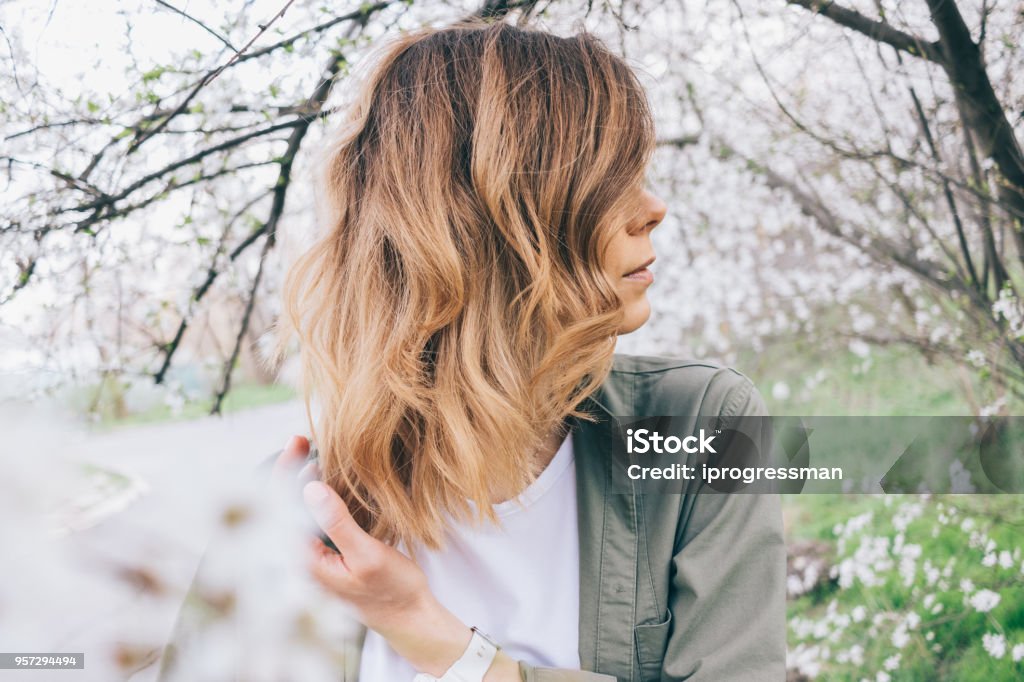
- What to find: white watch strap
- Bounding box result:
[412,628,499,682]
[447,628,499,681]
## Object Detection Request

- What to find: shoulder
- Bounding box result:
[595,353,768,420]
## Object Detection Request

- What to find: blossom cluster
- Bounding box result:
[786,494,1023,679]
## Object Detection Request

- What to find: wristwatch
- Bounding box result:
[412,626,501,682]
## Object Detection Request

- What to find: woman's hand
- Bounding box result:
[302,478,474,676]
[272,436,521,680]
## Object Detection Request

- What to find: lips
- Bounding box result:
[623,256,656,277]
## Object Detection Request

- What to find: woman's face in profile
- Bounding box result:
[604,185,667,335]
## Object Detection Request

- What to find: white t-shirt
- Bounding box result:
[357,432,581,681]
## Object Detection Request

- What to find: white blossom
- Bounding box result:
[982,632,1006,659]
[891,626,909,649]
[969,589,1001,613]
[966,349,987,368]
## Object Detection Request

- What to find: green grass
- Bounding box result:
[784,493,1024,680]
[93,381,297,430]
[738,342,1022,417]
[755,345,1024,677]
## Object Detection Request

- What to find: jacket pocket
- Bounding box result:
[634,610,673,682]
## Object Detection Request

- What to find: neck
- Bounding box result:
[488,418,570,505]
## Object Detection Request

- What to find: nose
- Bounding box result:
[640,189,667,233]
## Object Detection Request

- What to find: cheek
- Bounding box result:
[602,232,628,275]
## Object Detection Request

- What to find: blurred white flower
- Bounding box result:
[998,551,1013,569]
[851,606,866,623]
[991,289,1024,337]
[980,396,1008,417]
[892,502,923,532]
[786,643,822,678]
[969,589,1001,613]
[982,552,996,567]
[965,349,986,368]
[982,632,1006,659]
[771,381,790,401]
[891,626,909,649]
[883,653,900,671]
[948,460,975,493]
[1012,643,1024,663]
[849,339,870,358]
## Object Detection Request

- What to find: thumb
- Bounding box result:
[302,481,372,560]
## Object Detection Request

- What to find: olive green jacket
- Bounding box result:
[159,355,787,682]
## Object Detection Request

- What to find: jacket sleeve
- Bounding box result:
[659,378,788,681]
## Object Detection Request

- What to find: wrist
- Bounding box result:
[482,651,520,682]
[411,626,516,682]
[383,595,472,676]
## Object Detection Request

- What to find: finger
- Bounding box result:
[297,459,321,487]
[303,481,374,563]
[305,536,352,589]
[272,435,310,480]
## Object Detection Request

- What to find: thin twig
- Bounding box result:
[154,0,237,51]
[125,0,299,155]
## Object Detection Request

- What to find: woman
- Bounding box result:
[161,18,786,682]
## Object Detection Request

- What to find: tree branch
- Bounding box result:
[155,39,355,384]
[923,0,1024,249]
[786,0,943,63]
[124,0,300,156]
[58,119,300,219]
[210,231,273,415]
[154,0,237,51]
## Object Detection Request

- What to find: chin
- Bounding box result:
[616,300,651,335]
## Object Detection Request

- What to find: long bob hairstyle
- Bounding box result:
[278,18,656,551]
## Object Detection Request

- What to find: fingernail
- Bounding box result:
[303,481,329,507]
[287,435,302,450]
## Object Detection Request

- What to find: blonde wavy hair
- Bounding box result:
[277,18,656,551]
